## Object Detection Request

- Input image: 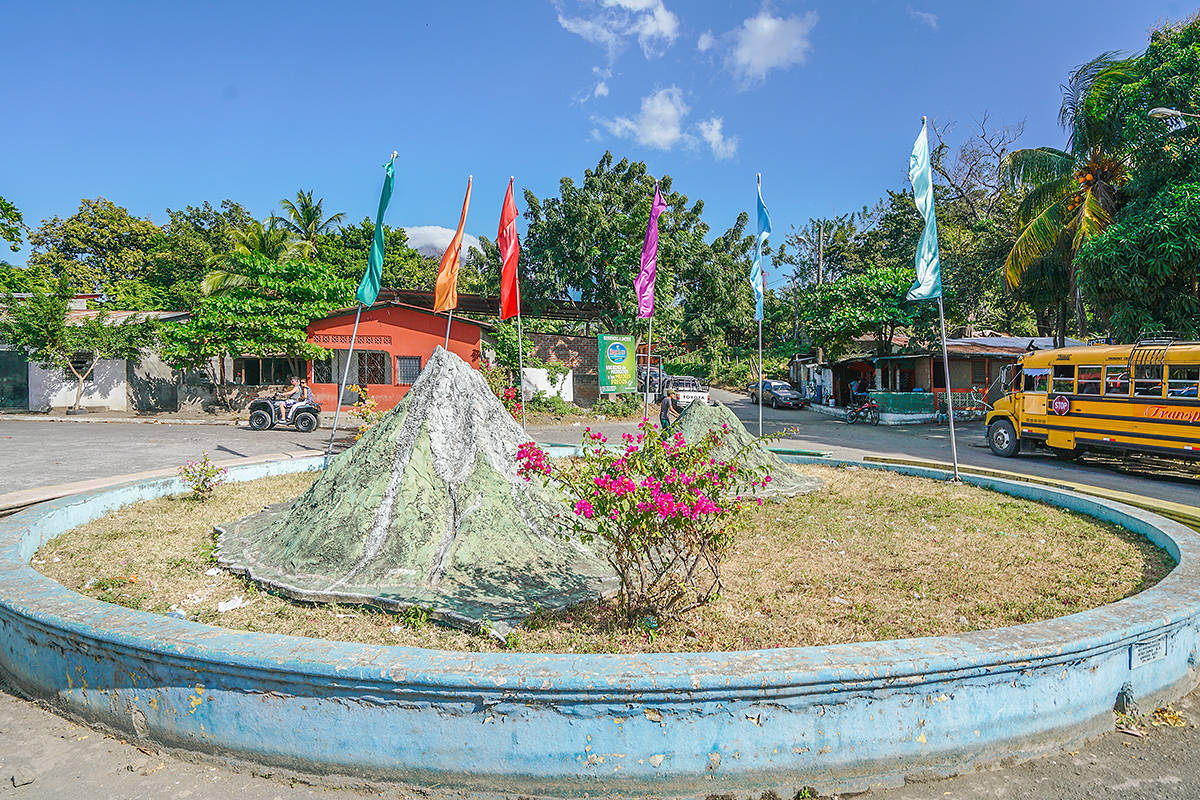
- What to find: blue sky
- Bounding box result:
[2,0,1189,289]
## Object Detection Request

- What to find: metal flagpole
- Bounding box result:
[443,308,453,350]
[757,317,763,437]
[644,316,653,420]
[324,304,363,467]
[937,294,960,480]
[516,311,527,430]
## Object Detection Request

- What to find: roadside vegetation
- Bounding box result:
[34,466,1173,654]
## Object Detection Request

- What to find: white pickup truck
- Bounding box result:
[663,375,711,407]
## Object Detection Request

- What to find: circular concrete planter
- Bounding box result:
[1,455,1197,797]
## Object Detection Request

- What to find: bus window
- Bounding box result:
[1024,368,1049,393]
[1133,364,1164,398]
[1168,365,1200,398]
[1052,364,1075,394]
[1104,365,1129,396]
[1077,366,1102,395]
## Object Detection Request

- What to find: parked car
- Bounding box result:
[747,379,809,409]
[636,365,664,393]
[663,375,711,406]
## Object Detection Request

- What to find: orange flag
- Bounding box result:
[434,175,472,313]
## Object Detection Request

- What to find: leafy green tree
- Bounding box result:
[274,190,345,259]
[1001,53,1135,338]
[796,266,938,359]
[1,195,26,252]
[317,219,437,291]
[200,217,310,296]
[27,198,165,299]
[0,281,158,410]
[163,253,350,401]
[519,152,705,333]
[149,200,253,308]
[1077,16,1200,341]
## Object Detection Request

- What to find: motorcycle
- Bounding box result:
[247,396,322,433]
[844,394,880,426]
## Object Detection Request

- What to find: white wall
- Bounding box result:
[29,358,128,411]
[522,368,573,403]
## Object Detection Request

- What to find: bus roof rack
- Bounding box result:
[1135,331,1183,347]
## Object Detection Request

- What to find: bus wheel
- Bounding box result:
[988,419,1019,457]
[1050,446,1082,461]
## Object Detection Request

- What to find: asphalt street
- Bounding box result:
[1,397,1198,799]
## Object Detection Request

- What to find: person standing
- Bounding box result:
[659,390,682,430]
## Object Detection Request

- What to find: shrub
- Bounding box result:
[593,393,643,418]
[348,384,385,440]
[177,453,228,501]
[516,419,770,622]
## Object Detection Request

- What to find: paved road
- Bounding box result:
[2,405,1199,799]
[0,420,335,494]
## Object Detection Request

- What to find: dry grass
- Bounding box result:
[34,465,1173,654]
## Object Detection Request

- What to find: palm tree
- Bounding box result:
[201,217,304,296]
[273,190,345,259]
[1001,53,1133,341]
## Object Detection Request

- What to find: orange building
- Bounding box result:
[306,302,488,411]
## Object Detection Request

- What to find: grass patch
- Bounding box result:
[33,465,1174,654]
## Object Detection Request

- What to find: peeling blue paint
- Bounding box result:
[0,455,1197,797]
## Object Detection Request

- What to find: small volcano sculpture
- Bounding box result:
[217,347,616,632]
[673,401,822,498]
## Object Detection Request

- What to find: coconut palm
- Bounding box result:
[201,217,303,296]
[1001,53,1133,338]
[273,190,345,259]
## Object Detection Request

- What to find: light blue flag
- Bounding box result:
[751,177,772,321]
[906,118,942,301]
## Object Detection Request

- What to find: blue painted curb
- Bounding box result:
[1,454,1198,797]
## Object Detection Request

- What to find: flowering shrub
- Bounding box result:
[178,453,228,501]
[501,384,524,419]
[348,383,385,440]
[482,363,523,419]
[517,419,769,621]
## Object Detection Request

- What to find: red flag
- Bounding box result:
[498,177,521,320]
[435,175,472,314]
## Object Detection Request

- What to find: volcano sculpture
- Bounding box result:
[673,401,822,498]
[217,347,616,631]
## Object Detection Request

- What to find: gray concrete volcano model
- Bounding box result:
[216,347,616,631]
[674,401,822,498]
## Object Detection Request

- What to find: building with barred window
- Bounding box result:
[304,301,489,411]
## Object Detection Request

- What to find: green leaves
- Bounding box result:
[162,253,351,371]
[0,195,25,252]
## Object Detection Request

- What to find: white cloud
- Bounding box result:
[402,226,482,259]
[907,6,938,29]
[697,30,715,52]
[598,87,691,150]
[727,9,818,85]
[554,0,679,61]
[594,81,610,97]
[698,117,738,159]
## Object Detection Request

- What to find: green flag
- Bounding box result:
[356,156,395,306]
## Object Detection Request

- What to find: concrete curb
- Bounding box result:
[0,455,1198,797]
[0,450,323,517]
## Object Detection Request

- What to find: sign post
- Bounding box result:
[598,334,638,395]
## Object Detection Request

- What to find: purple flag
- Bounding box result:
[634,185,666,319]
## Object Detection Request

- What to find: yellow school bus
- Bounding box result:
[985,335,1200,460]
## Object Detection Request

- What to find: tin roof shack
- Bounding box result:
[868,336,1077,422]
[0,299,188,413]
[306,301,490,412]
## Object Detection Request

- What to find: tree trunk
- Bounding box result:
[1074,284,1088,341]
[1056,302,1068,349]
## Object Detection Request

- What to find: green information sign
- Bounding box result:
[598,334,637,394]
